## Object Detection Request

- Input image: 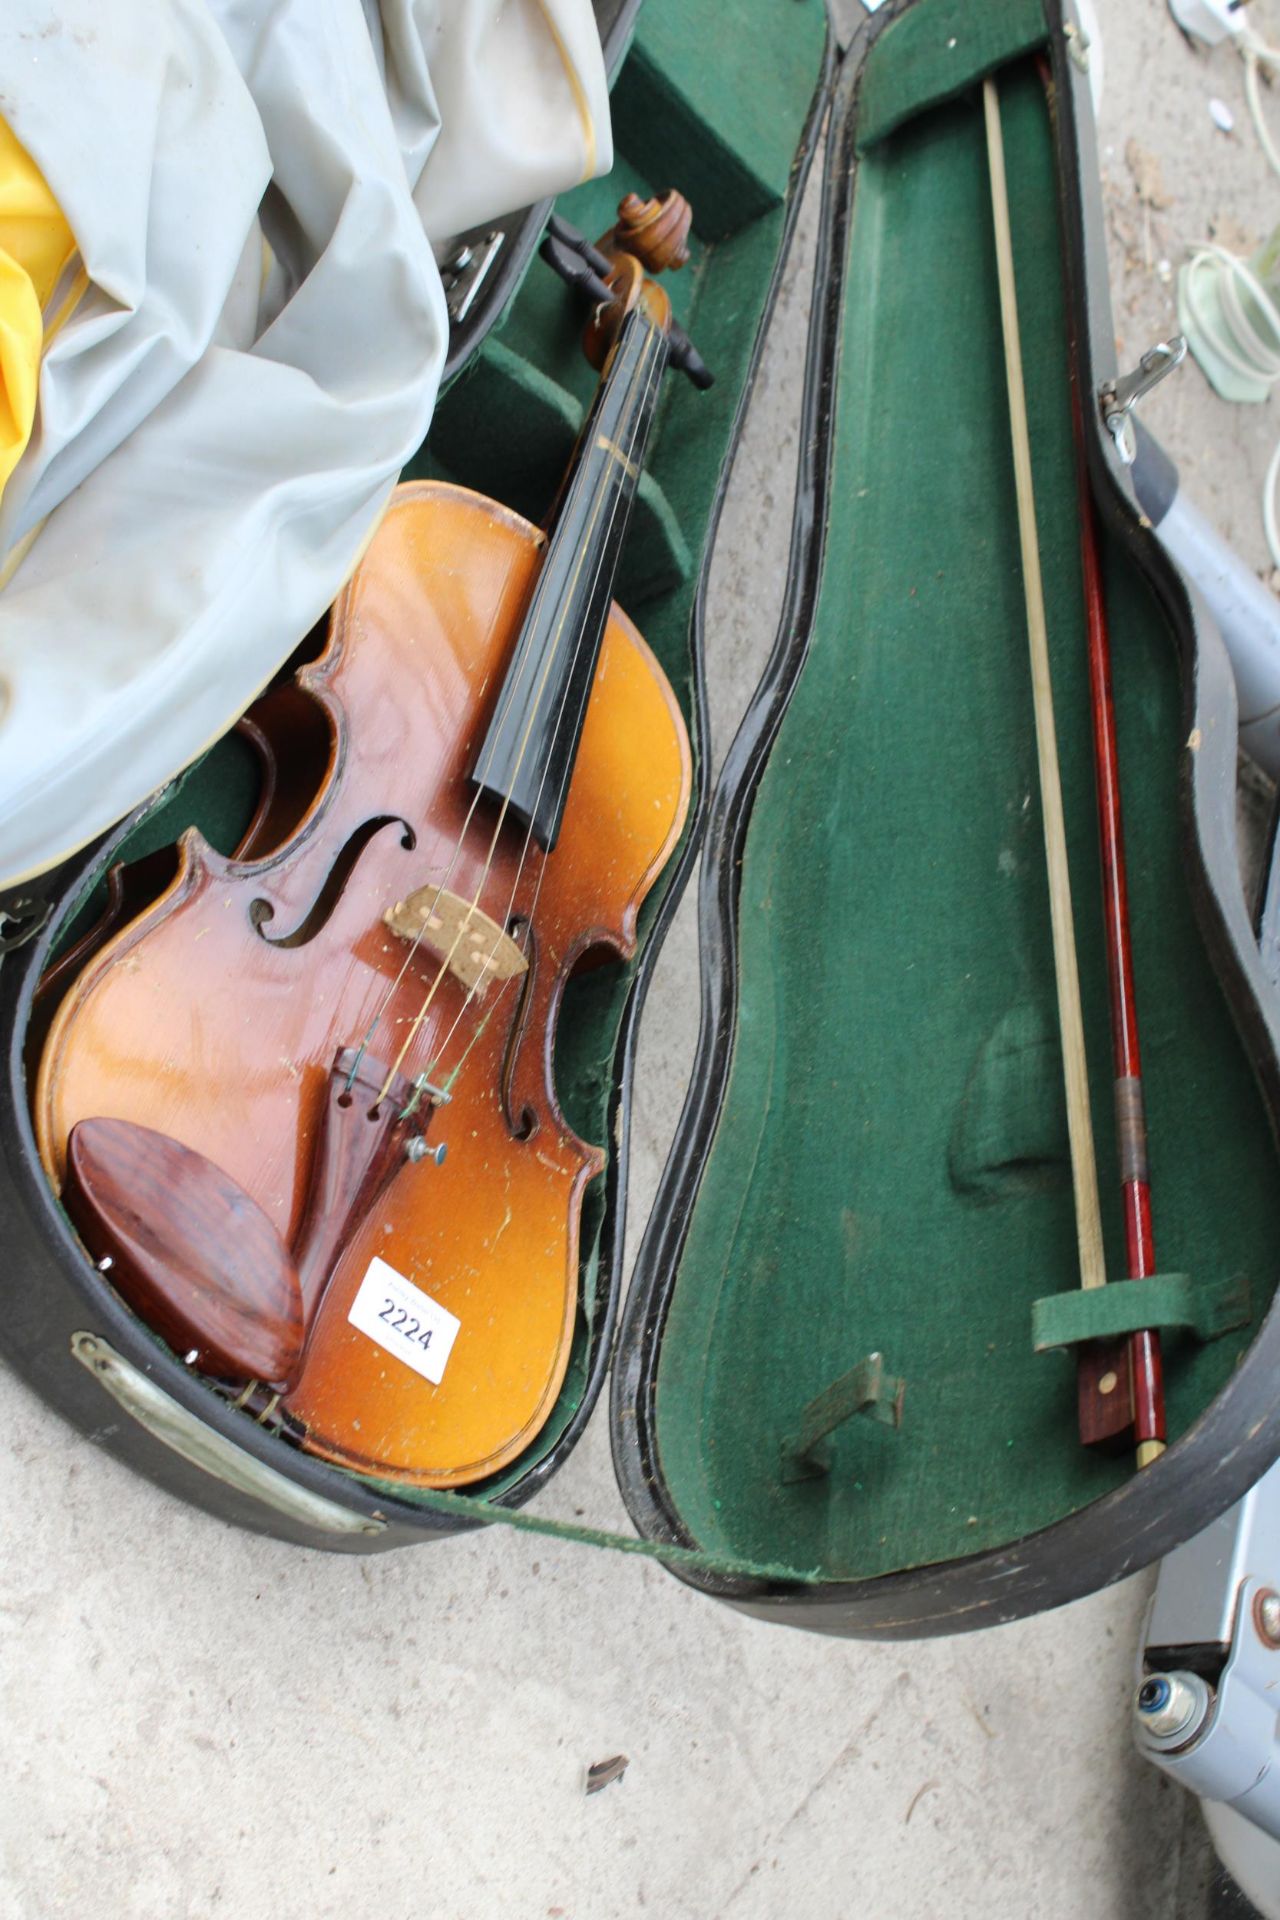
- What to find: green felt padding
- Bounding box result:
[426,339,582,516]
[949,1000,1066,1197]
[609,0,826,240]
[652,62,1280,1584]
[1031,1273,1250,1352]
[856,0,1048,153]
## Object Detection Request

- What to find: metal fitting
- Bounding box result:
[413,1071,451,1107]
[1254,1588,1280,1649]
[1135,1670,1212,1747]
[1064,19,1091,71]
[406,1137,447,1167]
[1100,337,1187,463]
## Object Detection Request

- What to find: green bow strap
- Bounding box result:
[1032,1272,1249,1354]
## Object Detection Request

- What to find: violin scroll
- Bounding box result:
[608,190,692,273]
[541,198,714,390]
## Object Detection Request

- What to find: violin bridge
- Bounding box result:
[384,886,529,995]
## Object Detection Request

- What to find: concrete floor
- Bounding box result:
[3,3,1279,1914]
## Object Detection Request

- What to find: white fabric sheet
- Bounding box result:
[0,0,611,888]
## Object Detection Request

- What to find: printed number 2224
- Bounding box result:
[378,1298,433,1349]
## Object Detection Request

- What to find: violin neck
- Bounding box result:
[470,304,670,851]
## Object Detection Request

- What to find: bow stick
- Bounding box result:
[1067,276,1167,1470]
[982,75,1165,1470]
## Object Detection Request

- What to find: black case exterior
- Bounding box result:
[0,21,834,1557]
[610,0,1280,1637]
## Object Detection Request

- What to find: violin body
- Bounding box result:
[35,480,691,1485]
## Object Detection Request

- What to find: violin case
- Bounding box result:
[4,0,1280,1641]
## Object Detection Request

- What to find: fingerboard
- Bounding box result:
[470,305,671,851]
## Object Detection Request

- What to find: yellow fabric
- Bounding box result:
[0,118,75,502]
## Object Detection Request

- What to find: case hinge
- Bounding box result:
[440,232,505,325]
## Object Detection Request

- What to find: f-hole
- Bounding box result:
[501,915,539,1140]
[249,816,416,949]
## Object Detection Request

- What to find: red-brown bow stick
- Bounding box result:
[984,74,1165,1471]
[1069,370,1166,1469]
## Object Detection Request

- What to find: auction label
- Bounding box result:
[348,1257,460,1385]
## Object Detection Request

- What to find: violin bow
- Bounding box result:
[982,75,1166,1470]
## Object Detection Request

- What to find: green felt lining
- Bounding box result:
[856,0,1048,152]
[1031,1273,1251,1351]
[650,51,1280,1584]
[608,2,824,239]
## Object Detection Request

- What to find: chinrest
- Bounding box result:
[64,1117,304,1392]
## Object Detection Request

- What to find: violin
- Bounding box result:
[33,191,708,1488]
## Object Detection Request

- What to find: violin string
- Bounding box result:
[350,313,651,1089]
[373,408,632,1103]
[424,321,668,1085]
[346,509,571,1083]
[350,309,659,1084]
[382,349,658,1108]
[345,790,483,1092]
[375,313,663,1108]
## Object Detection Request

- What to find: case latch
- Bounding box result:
[1099,336,1187,464]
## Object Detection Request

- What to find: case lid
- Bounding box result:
[596,0,1280,1634]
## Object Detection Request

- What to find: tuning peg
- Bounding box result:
[541,218,715,390]
[545,215,614,281]
[669,323,714,390]
[539,232,614,308]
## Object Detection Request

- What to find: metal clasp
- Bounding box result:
[440,231,504,324]
[1099,336,1187,465]
[0,894,52,955]
[1064,18,1091,72]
